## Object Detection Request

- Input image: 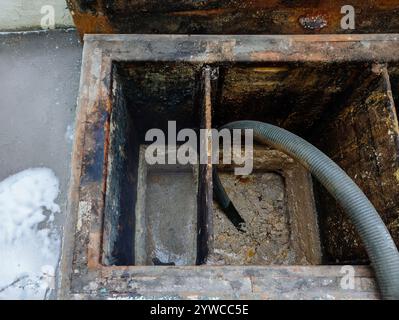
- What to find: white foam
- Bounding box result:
[0,168,61,299]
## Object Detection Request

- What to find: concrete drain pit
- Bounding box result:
[134,149,199,266]
[101,61,206,266]
[60,35,399,299]
[209,147,320,266]
[101,61,324,267]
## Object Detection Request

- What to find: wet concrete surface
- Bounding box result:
[144,167,198,265]
[134,146,199,266]
[0,29,82,282]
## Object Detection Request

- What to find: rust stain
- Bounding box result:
[170,8,233,16]
[88,232,102,269]
[251,67,289,73]
[238,176,251,184]
[69,11,114,39]
[66,0,399,36]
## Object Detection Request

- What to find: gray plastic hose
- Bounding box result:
[219,120,399,300]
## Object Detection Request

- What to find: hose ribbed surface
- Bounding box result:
[222,121,399,299]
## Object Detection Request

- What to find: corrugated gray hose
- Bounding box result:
[218,120,399,300]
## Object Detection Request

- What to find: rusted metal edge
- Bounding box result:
[67,0,399,38]
[196,66,214,264]
[84,33,399,42]
[82,34,399,63]
[70,265,378,300]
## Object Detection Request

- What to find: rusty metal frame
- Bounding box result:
[59,34,399,299]
[66,1,399,37]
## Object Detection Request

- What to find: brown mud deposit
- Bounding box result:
[208,172,301,265]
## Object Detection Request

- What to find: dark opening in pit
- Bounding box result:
[102,61,399,267]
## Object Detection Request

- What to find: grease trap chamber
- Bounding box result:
[62,32,399,299]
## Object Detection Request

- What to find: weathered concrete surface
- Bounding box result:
[135,148,199,266]
[0,0,73,31]
[0,29,82,297]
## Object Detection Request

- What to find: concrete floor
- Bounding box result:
[0,29,82,246]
